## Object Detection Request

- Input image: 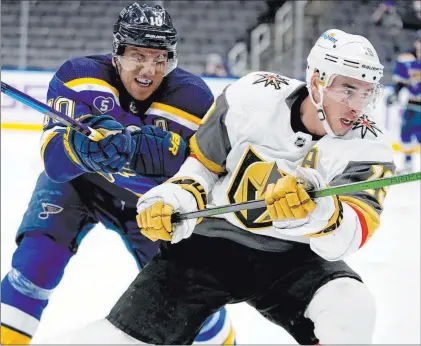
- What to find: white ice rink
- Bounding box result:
[1,129,420,344]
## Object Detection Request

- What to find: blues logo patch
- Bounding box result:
[38,203,63,219]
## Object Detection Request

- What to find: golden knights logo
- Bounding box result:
[227,147,287,229]
[352,114,382,138]
[252,73,289,90]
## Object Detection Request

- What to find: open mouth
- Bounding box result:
[340,118,354,126]
[135,78,153,87]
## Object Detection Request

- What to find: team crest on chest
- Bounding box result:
[252,73,289,90]
[227,147,288,229]
[352,114,382,138]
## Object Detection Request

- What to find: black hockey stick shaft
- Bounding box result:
[1,81,104,141]
[171,172,421,222]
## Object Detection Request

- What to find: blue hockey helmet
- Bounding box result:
[113,3,178,75]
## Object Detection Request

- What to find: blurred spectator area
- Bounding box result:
[1,0,419,82]
[269,0,419,83]
[1,0,270,75]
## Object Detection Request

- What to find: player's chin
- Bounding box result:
[131,84,156,101]
[333,123,353,136]
[334,130,350,137]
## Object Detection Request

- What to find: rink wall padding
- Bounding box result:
[0,70,415,151]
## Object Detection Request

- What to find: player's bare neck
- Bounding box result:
[300,95,326,137]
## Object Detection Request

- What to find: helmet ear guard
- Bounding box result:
[112,3,178,75]
[305,29,385,136]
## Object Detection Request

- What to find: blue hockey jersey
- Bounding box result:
[392,50,421,102]
[40,54,214,199]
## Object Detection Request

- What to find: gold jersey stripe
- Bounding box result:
[64,77,119,98]
[63,127,81,165]
[189,135,225,173]
[340,195,380,240]
[41,132,60,161]
[151,102,202,125]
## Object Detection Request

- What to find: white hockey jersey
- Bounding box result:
[177,72,395,258]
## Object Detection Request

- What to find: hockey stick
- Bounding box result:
[171,172,421,222]
[1,81,104,141]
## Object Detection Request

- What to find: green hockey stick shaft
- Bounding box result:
[171,172,421,222]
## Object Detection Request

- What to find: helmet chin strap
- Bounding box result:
[308,84,338,137]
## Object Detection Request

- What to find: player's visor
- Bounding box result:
[324,75,384,111]
[117,53,167,73]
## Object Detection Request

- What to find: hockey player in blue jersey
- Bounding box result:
[0,3,235,345]
[388,30,421,172]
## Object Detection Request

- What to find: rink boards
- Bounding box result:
[0,69,417,151]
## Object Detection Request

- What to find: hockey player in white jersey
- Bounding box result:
[54,29,395,344]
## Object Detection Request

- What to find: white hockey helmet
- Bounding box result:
[306,29,384,136]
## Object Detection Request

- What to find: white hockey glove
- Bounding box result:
[265,167,343,237]
[136,178,207,244]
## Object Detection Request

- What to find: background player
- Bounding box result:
[0,3,234,345]
[387,30,421,172]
